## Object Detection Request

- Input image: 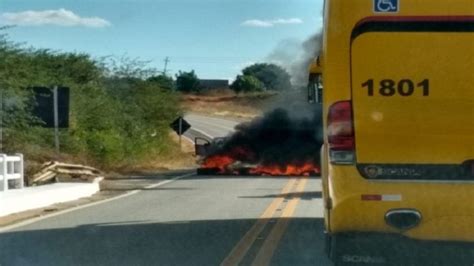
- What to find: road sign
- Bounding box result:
[31,86,70,128]
[374,0,399,13]
[170,117,191,136]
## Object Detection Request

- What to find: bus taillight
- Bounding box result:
[328,101,355,164]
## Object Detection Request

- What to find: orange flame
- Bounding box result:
[201,147,254,173]
[200,146,320,176]
[201,154,235,173]
[249,162,320,176]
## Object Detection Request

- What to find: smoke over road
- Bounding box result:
[201,105,323,175]
[261,32,323,116]
[199,32,324,176]
[267,33,322,87]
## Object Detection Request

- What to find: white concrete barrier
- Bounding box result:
[0,154,24,192]
[0,182,100,217]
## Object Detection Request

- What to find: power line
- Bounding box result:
[150,55,258,64]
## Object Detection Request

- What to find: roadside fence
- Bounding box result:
[0,154,24,192]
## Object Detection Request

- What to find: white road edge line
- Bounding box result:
[0,172,195,233]
[190,119,236,131]
[186,115,239,127]
[189,127,215,139]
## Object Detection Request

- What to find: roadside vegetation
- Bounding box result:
[0,26,293,176]
[0,31,185,173]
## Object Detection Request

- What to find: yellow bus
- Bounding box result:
[320,0,474,264]
[308,57,323,104]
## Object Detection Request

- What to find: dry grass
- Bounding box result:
[22,130,197,181]
[145,132,197,170]
[110,132,197,176]
[181,91,277,119]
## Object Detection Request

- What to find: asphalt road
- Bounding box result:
[183,113,239,142]
[0,114,330,266]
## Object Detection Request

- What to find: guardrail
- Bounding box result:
[0,154,24,192]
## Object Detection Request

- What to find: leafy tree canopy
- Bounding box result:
[242,63,292,91]
[175,70,199,93]
[147,74,174,90]
[230,75,264,93]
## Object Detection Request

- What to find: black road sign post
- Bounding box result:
[31,86,70,156]
[0,89,3,153]
[170,117,191,149]
[32,86,70,128]
[178,118,182,147]
[53,86,59,156]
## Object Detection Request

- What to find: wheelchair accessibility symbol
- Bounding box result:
[374,0,399,13]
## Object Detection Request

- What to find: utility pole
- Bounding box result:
[163,57,170,76]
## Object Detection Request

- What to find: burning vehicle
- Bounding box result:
[195,108,323,176]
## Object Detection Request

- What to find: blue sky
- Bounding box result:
[1,0,324,80]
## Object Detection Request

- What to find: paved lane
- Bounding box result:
[0,114,329,266]
[0,175,328,266]
[183,113,239,142]
[271,178,328,265]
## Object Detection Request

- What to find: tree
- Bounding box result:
[147,74,174,90]
[230,75,264,93]
[242,63,292,91]
[175,70,199,93]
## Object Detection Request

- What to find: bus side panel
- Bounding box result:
[351,31,474,165]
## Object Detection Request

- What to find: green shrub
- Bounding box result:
[0,34,182,168]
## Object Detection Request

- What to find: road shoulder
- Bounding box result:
[0,170,195,230]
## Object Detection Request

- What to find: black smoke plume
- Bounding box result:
[203,31,324,170]
[207,105,323,167]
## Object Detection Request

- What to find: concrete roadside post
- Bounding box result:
[16,153,24,189]
[1,154,7,191]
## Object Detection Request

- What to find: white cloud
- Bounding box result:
[272,18,304,25]
[241,18,303,28]
[241,20,273,28]
[0,8,111,28]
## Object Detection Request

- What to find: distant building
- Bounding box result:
[198,79,229,90]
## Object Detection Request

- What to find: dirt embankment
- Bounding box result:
[181,91,278,120]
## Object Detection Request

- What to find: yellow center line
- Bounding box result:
[251,177,309,266]
[220,178,298,266]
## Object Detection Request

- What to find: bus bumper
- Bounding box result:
[327,232,474,265]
